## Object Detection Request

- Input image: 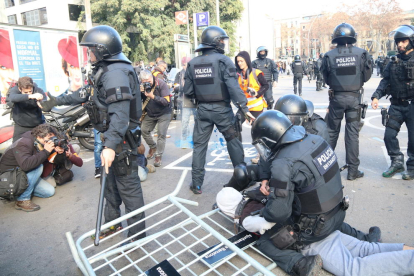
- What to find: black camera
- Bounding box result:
[142,82,152,93]
[50,136,68,151]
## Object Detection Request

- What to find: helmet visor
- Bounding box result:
[252,137,277,161]
[287,114,305,126]
[84,46,104,64]
[222,37,230,54]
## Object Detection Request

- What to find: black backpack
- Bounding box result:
[0,167,28,200]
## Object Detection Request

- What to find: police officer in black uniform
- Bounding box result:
[42,26,145,239]
[274,94,330,142]
[323,23,372,180]
[183,26,254,194]
[307,58,314,80]
[291,55,307,96]
[251,110,346,275]
[314,53,324,91]
[252,46,279,109]
[371,25,414,180]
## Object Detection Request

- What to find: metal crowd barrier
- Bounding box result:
[66,170,278,276]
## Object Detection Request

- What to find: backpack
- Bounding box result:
[0,167,28,200]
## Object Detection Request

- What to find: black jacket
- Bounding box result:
[0,131,50,173]
[144,76,171,118]
[7,84,46,127]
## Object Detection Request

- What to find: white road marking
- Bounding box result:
[83,157,94,163]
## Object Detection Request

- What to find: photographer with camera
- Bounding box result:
[6,76,46,142]
[140,69,171,167]
[41,133,83,187]
[0,124,56,212]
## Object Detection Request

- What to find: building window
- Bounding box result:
[4,0,15,8]
[8,14,17,24]
[20,0,37,4]
[68,4,84,21]
[21,7,47,26]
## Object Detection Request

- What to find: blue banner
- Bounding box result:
[13,29,46,91]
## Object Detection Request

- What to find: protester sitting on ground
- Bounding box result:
[217,186,414,275]
[41,132,83,187]
[6,76,46,142]
[0,124,57,212]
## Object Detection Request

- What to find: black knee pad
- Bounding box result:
[223,125,238,142]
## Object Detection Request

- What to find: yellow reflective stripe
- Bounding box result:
[163,95,170,102]
[247,98,264,108]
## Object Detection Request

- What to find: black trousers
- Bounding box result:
[326,93,361,174]
[104,154,146,239]
[264,81,274,108]
[192,103,244,187]
[384,103,414,170]
[293,73,303,95]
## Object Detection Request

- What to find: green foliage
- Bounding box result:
[86,0,243,64]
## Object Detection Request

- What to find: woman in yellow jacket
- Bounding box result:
[235,51,269,118]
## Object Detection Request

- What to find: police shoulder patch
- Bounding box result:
[311,143,337,176]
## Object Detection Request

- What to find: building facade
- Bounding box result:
[3,0,84,31]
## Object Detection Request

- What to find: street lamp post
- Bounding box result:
[307,17,316,58]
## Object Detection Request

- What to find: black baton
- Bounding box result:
[94,167,107,246]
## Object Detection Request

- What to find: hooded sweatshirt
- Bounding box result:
[235,51,269,97]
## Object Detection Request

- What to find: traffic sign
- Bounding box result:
[175,11,188,25]
[196,12,209,30]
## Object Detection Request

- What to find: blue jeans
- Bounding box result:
[301,230,410,276]
[17,164,55,201]
[94,129,103,168]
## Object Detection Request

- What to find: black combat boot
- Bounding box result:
[268,100,275,110]
[382,156,404,178]
[291,254,323,276]
[367,226,382,243]
[347,170,364,181]
[189,182,202,194]
[402,169,414,180]
[294,87,297,95]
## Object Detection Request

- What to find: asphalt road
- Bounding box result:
[1,69,413,276]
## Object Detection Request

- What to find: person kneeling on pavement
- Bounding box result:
[140,69,171,167]
[0,124,57,211]
[41,133,83,187]
[221,111,383,275]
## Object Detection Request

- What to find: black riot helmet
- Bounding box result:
[331,23,357,45]
[195,26,229,54]
[319,53,324,59]
[251,110,306,161]
[80,25,131,64]
[389,25,414,54]
[274,94,308,126]
[304,100,314,118]
[256,46,268,59]
[294,55,301,62]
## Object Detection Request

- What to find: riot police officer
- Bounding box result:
[307,58,314,80]
[371,25,414,180]
[314,53,324,91]
[375,56,383,76]
[252,110,345,276]
[183,26,254,194]
[291,55,307,96]
[323,23,372,180]
[252,46,279,109]
[42,26,145,239]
